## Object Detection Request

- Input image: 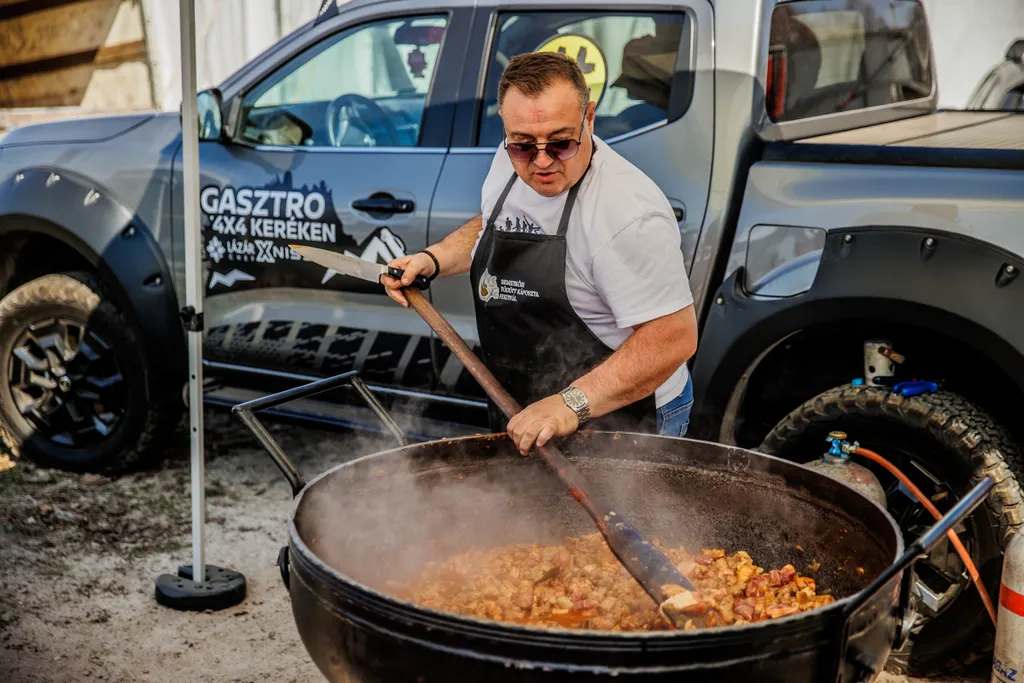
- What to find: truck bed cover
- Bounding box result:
[764,111,1024,170]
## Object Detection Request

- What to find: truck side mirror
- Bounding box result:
[1007,39,1024,62]
[197,88,226,142]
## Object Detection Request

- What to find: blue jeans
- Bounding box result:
[656,376,693,437]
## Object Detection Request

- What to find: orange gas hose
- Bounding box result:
[853,446,998,627]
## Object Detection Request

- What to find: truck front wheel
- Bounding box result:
[760,384,1023,676]
[0,272,180,473]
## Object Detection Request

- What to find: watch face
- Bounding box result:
[563,388,587,409]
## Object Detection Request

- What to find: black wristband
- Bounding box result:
[419,249,440,281]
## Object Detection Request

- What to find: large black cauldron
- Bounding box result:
[233,372,992,683]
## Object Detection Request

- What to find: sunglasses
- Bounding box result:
[504,114,587,163]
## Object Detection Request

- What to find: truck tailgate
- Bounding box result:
[764,111,1024,170]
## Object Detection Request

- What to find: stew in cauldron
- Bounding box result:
[392,532,835,631]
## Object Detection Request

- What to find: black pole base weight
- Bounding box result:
[155,564,247,611]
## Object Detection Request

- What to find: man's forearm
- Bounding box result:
[427,215,483,277]
[574,308,698,418]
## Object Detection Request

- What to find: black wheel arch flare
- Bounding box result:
[690,226,1024,439]
[0,167,185,387]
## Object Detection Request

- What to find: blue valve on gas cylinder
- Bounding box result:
[825,431,857,458]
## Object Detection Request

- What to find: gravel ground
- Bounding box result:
[0,409,987,682]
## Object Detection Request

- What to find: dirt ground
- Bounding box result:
[0,409,986,683]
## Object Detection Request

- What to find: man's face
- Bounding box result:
[501,81,595,198]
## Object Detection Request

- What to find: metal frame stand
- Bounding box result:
[154,0,245,612]
[230,370,406,601]
[232,371,407,498]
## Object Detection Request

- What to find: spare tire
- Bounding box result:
[760,384,1023,676]
[0,272,181,473]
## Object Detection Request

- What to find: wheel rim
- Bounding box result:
[5,317,128,448]
[853,439,978,628]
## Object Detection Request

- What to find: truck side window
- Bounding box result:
[237,15,448,148]
[476,11,691,147]
[766,0,932,122]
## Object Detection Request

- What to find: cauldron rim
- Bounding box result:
[288,431,904,641]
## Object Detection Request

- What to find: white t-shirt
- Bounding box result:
[472,136,694,408]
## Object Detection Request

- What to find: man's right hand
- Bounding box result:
[382,214,481,306]
[383,252,437,307]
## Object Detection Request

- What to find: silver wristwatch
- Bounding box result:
[559,386,591,425]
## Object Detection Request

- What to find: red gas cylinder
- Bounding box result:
[994,531,1024,682]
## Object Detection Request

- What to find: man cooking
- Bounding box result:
[384,51,698,455]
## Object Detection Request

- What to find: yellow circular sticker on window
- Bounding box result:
[536,34,608,107]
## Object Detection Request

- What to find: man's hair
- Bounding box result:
[498,51,591,114]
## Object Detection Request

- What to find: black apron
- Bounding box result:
[469,159,657,434]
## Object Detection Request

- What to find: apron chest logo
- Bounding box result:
[478,270,499,303]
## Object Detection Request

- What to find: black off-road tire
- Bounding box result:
[760,384,1024,677]
[0,272,181,474]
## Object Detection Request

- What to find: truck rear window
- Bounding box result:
[766,0,932,122]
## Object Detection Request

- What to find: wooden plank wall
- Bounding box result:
[0,0,153,109]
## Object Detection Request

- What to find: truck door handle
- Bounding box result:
[353,195,415,216]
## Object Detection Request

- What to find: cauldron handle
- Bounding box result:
[277,546,290,590]
[833,475,995,682]
[231,370,408,497]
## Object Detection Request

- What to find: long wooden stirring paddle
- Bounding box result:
[290,244,697,625]
[402,288,697,611]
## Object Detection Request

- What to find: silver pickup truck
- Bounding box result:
[1,0,1023,672]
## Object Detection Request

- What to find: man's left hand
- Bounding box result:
[506,395,580,455]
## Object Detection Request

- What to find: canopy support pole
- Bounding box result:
[180,0,205,589]
[154,0,246,611]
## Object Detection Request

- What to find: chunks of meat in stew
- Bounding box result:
[391,533,834,631]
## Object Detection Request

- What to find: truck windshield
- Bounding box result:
[766,0,932,122]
